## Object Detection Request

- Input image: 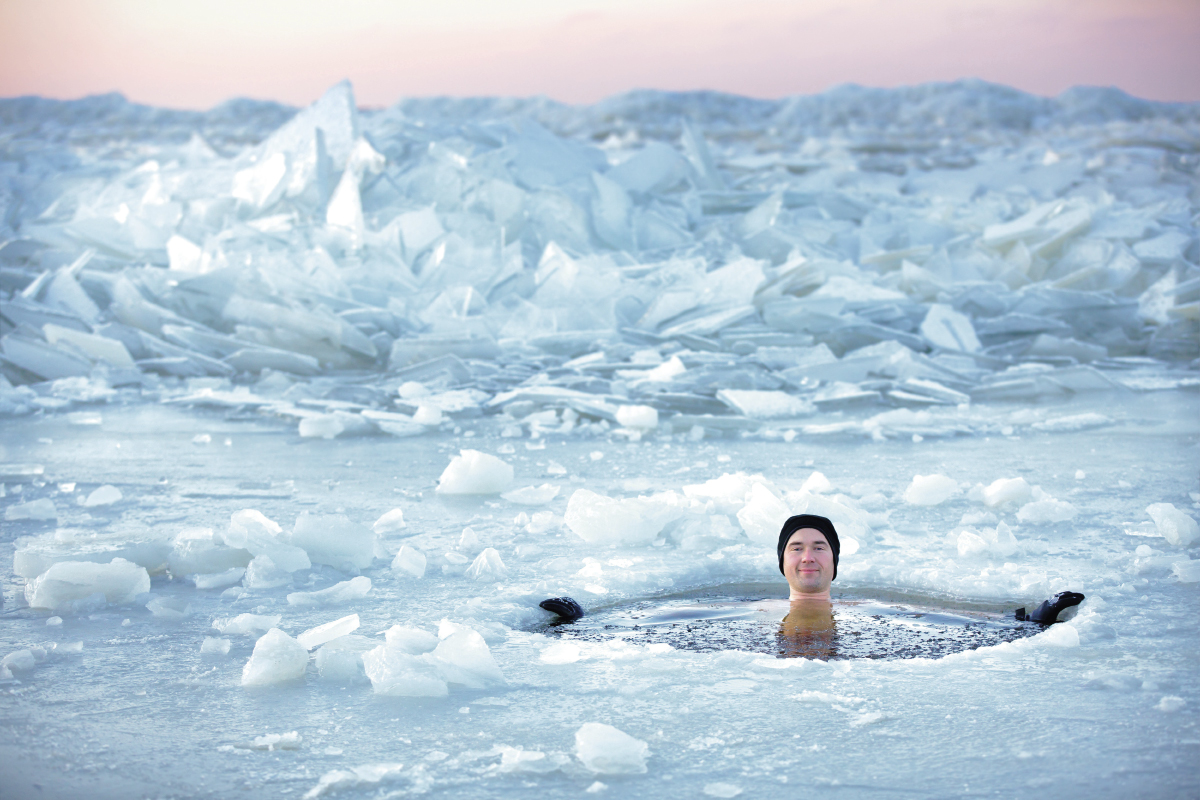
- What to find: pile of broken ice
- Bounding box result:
[0,79,1196,440]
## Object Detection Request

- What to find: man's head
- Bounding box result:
[777,514,840,598]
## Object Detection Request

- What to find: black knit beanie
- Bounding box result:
[777,514,840,581]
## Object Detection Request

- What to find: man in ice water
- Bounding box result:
[777,513,840,600]
[775,514,840,658]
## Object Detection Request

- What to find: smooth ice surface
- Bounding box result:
[1,78,1199,799]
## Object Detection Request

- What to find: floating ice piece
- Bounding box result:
[903,474,960,506]
[201,637,231,656]
[615,404,658,429]
[465,548,508,581]
[243,555,294,589]
[391,546,426,578]
[436,450,514,495]
[297,614,360,650]
[737,482,792,545]
[83,485,122,507]
[169,527,252,577]
[250,731,303,751]
[213,613,282,636]
[24,558,150,612]
[372,508,406,533]
[193,567,247,589]
[501,484,561,505]
[5,498,57,521]
[981,477,1033,507]
[921,304,981,352]
[565,490,674,546]
[1030,413,1113,433]
[1173,560,1200,583]
[494,745,572,774]
[381,625,438,655]
[224,510,311,573]
[241,628,309,687]
[703,783,744,798]
[362,645,448,697]
[314,634,376,682]
[289,512,376,572]
[1146,503,1199,547]
[716,389,812,419]
[303,763,406,800]
[574,723,649,775]
[3,650,37,674]
[146,595,191,621]
[287,576,372,607]
[1017,497,1078,524]
[427,621,506,688]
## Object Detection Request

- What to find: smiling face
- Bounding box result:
[782,527,834,600]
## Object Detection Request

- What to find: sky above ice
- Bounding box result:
[0,0,1197,109]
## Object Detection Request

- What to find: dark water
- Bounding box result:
[542,589,1040,660]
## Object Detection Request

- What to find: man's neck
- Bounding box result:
[789,590,831,601]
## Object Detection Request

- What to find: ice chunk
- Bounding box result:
[1146,503,1199,547]
[212,613,281,636]
[1017,497,1078,523]
[5,498,57,521]
[565,489,673,546]
[3,649,37,674]
[224,510,311,573]
[396,207,445,257]
[903,474,960,506]
[297,614,360,650]
[920,304,981,352]
[241,628,309,687]
[250,731,303,751]
[704,784,744,798]
[501,484,561,505]
[1172,560,1200,583]
[736,482,792,545]
[192,567,247,589]
[465,548,508,581]
[303,763,406,800]
[201,637,231,656]
[716,390,812,419]
[362,645,448,697]
[800,471,833,494]
[289,512,376,572]
[169,527,252,576]
[24,558,150,612]
[391,546,426,578]
[615,404,658,430]
[372,508,406,534]
[436,450,514,495]
[574,723,649,774]
[428,621,506,688]
[243,555,293,589]
[43,324,136,368]
[314,634,375,682]
[146,595,191,620]
[957,530,989,557]
[382,626,437,655]
[981,477,1033,507]
[83,485,122,507]
[287,576,372,607]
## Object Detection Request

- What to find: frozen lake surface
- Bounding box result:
[1,79,1199,798]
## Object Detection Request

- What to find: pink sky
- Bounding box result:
[1,0,1197,109]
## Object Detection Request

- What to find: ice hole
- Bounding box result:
[535,584,1041,661]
